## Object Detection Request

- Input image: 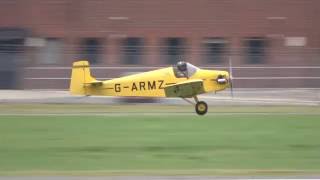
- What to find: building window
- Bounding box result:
[0,39,24,54]
[121,37,144,64]
[203,38,227,64]
[79,38,103,64]
[0,38,24,89]
[37,38,63,64]
[244,37,267,64]
[161,37,186,64]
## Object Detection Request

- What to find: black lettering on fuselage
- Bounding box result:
[148,81,156,90]
[139,82,146,90]
[131,83,138,91]
[115,84,121,92]
[130,80,165,91]
[158,80,165,89]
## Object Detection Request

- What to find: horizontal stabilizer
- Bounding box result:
[83,81,103,87]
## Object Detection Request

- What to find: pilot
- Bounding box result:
[176,61,188,77]
[177,61,187,72]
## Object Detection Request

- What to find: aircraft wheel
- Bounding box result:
[195,101,208,115]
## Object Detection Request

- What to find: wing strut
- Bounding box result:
[182,98,196,105]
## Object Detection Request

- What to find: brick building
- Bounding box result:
[0,0,319,89]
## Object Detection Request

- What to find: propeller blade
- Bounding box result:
[229,57,234,98]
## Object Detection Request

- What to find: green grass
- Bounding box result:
[0,104,320,175]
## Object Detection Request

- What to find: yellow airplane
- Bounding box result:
[70,60,232,115]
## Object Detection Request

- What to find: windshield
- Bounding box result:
[186,63,199,77]
[173,62,199,78]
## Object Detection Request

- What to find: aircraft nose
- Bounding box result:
[216,71,229,84]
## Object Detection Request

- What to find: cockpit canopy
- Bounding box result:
[173,61,199,78]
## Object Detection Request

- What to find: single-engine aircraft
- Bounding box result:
[70,60,233,115]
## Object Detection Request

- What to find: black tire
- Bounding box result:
[195,101,208,115]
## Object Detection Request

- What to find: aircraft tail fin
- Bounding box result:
[69,60,98,95]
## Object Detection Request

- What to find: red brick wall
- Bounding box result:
[1,0,320,88]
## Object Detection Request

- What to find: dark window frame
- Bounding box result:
[243,37,268,64]
[79,38,104,64]
[203,37,228,64]
[121,37,144,64]
[161,37,187,64]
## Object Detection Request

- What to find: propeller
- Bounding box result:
[228,57,234,98]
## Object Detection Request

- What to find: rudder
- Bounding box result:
[69,60,96,95]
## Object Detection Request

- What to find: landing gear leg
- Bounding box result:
[193,96,208,115]
[181,96,208,115]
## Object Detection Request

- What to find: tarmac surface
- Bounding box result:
[0,88,319,106]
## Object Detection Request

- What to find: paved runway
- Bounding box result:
[0,89,319,106]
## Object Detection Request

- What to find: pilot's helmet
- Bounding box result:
[177,61,187,72]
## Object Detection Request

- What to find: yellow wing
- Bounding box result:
[164,79,205,98]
